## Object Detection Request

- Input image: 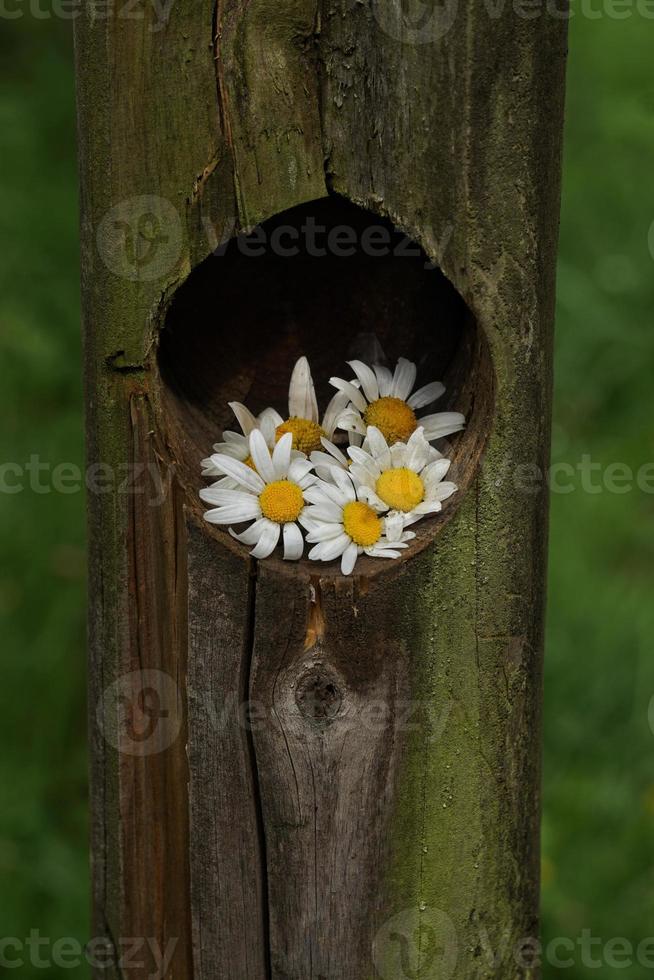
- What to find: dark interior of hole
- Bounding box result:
[159,196,487,503]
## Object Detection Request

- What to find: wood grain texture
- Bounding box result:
[76,0,568,974]
[186,523,268,980]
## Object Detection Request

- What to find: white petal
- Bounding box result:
[320,437,348,465]
[321,389,350,439]
[303,502,344,523]
[365,547,403,559]
[250,520,281,559]
[347,360,379,402]
[407,380,445,410]
[283,522,304,560]
[288,457,314,483]
[391,357,417,400]
[308,534,350,562]
[271,431,293,478]
[249,429,276,483]
[336,411,367,436]
[366,426,392,470]
[288,356,319,422]
[305,523,346,543]
[203,499,262,524]
[228,401,258,437]
[422,458,452,485]
[307,480,348,507]
[412,500,443,516]
[329,377,368,413]
[384,511,406,542]
[229,518,270,545]
[348,463,376,491]
[390,441,408,468]
[426,480,458,502]
[330,466,356,502]
[419,412,466,441]
[199,487,256,507]
[340,542,359,575]
[259,408,283,446]
[373,363,393,397]
[405,427,431,472]
[207,454,265,493]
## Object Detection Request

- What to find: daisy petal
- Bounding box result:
[407,381,445,410]
[229,518,270,546]
[384,512,406,542]
[391,357,417,400]
[305,523,345,543]
[209,453,266,493]
[288,356,319,422]
[373,363,393,397]
[347,360,379,402]
[341,542,359,575]
[330,467,356,502]
[203,500,262,524]
[329,377,368,413]
[249,429,276,483]
[228,401,258,437]
[288,457,314,483]
[420,412,465,441]
[321,389,350,439]
[199,487,256,507]
[283,522,304,561]
[250,520,281,559]
[271,431,293,478]
[366,426,392,470]
[422,458,452,485]
[309,534,350,562]
[405,427,431,472]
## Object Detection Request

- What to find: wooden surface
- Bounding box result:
[76,0,568,976]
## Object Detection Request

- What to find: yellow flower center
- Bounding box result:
[276,417,325,455]
[259,480,304,524]
[243,455,257,471]
[342,501,382,548]
[376,468,424,512]
[364,396,417,445]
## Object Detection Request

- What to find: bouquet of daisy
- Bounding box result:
[200,356,464,576]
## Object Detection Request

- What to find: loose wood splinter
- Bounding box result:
[200,354,465,574]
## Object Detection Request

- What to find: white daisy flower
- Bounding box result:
[275,356,350,455]
[201,402,283,484]
[330,357,465,447]
[348,426,458,540]
[299,468,415,575]
[200,430,314,560]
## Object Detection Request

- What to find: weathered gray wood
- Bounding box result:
[76,0,568,975]
[187,524,268,980]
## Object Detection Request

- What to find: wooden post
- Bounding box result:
[76,2,568,977]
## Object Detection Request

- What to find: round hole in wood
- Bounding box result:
[157,196,494,574]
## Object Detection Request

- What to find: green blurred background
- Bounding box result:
[1,12,653,978]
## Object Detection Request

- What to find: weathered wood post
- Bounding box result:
[76,1,567,976]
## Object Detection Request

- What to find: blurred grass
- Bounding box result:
[0,10,653,980]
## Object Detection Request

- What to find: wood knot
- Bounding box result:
[295,667,343,725]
